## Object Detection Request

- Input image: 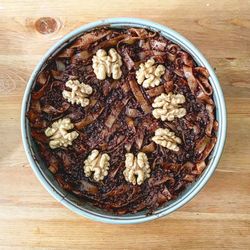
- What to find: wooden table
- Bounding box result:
[0,0,249,249]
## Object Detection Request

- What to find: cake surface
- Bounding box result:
[27,27,218,214]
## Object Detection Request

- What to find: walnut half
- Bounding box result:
[62,80,93,107]
[136,58,165,89]
[83,149,110,182]
[152,128,182,151]
[45,118,79,149]
[152,92,186,121]
[123,152,151,185]
[92,48,123,80]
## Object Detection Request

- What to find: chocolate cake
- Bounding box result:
[27,27,218,214]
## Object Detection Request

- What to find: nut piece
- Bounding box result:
[152,92,186,121]
[45,118,79,149]
[92,48,123,80]
[152,128,182,151]
[123,152,151,185]
[84,149,110,182]
[136,58,165,88]
[62,79,93,107]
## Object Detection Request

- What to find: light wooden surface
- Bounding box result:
[0,0,250,249]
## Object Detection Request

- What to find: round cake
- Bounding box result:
[27,27,218,214]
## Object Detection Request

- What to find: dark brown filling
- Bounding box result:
[27,27,218,215]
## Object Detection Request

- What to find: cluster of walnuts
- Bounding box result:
[44,48,187,185]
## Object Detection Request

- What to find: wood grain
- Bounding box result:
[0,0,250,249]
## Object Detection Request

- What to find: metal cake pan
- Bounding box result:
[21,18,227,224]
